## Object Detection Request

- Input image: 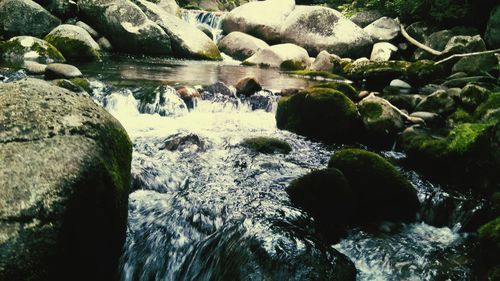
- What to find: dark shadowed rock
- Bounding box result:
[0,78,132,281]
[349,10,383,28]
[235,76,262,97]
[0,0,60,38]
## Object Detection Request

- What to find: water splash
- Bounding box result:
[181,9,225,42]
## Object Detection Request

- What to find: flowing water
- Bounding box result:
[1,57,483,280]
[181,10,225,42]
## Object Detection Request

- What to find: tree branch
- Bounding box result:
[434,49,500,65]
[400,24,443,56]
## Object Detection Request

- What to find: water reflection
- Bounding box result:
[77,55,318,90]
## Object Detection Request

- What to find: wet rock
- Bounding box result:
[246,90,276,112]
[309,50,342,72]
[0,36,65,65]
[243,43,310,70]
[418,84,448,96]
[132,0,221,60]
[177,86,200,109]
[241,137,291,154]
[97,37,112,51]
[135,85,188,116]
[344,60,410,91]
[349,10,383,28]
[222,0,295,43]
[45,63,82,80]
[276,87,361,143]
[217,31,269,60]
[410,111,442,127]
[202,81,234,97]
[0,78,132,281]
[160,132,207,152]
[390,79,411,91]
[76,21,100,39]
[197,24,214,40]
[0,0,60,38]
[358,94,405,146]
[363,17,400,43]
[327,148,419,224]
[382,95,423,112]
[485,5,500,49]
[415,89,457,116]
[451,52,498,75]
[442,35,486,56]
[459,84,490,111]
[314,81,358,102]
[78,0,172,55]
[370,42,397,62]
[413,30,455,60]
[281,6,373,58]
[44,24,101,62]
[235,76,262,97]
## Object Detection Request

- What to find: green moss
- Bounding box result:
[44,35,100,62]
[327,148,419,223]
[241,137,292,154]
[407,60,445,86]
[32,41,65,62]
[0,38,65,64]
[475,92,500,120]
[478,217,500,258]
[70,78,92,93]
[288,70,346,80]
[448,108,473,125]
[358,102,383,119]
[280,60,306,71]
[276,87,361,143]
[447,123,490,154]
[343,61,410,90]
[315,82,358,101]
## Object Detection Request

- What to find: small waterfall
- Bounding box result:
[181,9,225,42]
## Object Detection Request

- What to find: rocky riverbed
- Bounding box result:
[1,0,499,280]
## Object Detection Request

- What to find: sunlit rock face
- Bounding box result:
[132,0,222,60]
[78,0,172,55]
[244,43,310,70]
[221,0,295,44]
[281,6,373,58]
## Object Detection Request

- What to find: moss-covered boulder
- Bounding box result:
[415,89,457,116]
[276,87,361,143]
[287,168,354,242]
[358,94,405,147]
[459,84,491,112]
[0,0,61,38]
[327,148,419,224]
[407,60,446,87]
[384,94,423,113]
[314,81,358,102]
[399,123,499,192]
[343,60,410,90]
[241,137,292,154]
[478,217,500,279]
[475,92,500,122]
[243,43,310,70]
[0,36,65,65]
[0,78,132,281]
[44,24,101,62]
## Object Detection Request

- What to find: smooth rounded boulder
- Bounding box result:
[0,36,65,64]
[78,0,172,55]
[45,24,101,62]
[0,78,132,281]
[243,43,310,70]
[222,0,295,43]
[363,17,400,42]
[276,87,361,143]
[218,32,269,60]
[45,63,83,79]
[0,0,60,38]
[281,6,373,58]
[132,0,221,60]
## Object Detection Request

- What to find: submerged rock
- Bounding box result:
[135,85,188,116]
[0,36,65,65]
[44,24,101,62]
[281,6,373,58]
[221,0,295,43]
[276,87,361,143]
[0,0,60,38]
[243,43,310,70]
[0,78,132,281]
[217,31,269,61]
[241,137,291,154]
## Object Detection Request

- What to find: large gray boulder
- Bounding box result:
[280,6,373,58]
[363,17,400,43]
[0,36,65,64]
[485,5,500,49]
[152,0,180,16]
[44,24,101,62]
[309,50,341,72]
[243,43,310,70]
[222,0,295,43]
[0,78,132,281]
[132,0,221,60]
[0,0,61,38]
[218,31,269,60]
[78,0,172,55]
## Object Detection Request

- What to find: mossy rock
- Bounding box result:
[314,82,358,101]
[276,87,362,143]
[281,60,308,71]
[478,217,500,276]
[0,36,65,65]
[287,70,347,81]
[327,148,419,224]
[44,24,101,62]
[407,60,446,86]
[399,123,499,192]
[343,60,410,91]
[384,95,423,112]
[447,107,473,127]
[415,89,457,116]
[459,84,491,112]
[287,168,354,243]
[241,137,292,154]
[475,92,500,122]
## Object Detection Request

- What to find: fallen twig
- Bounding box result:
[400,24,442,56]
[434,49,500,65]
